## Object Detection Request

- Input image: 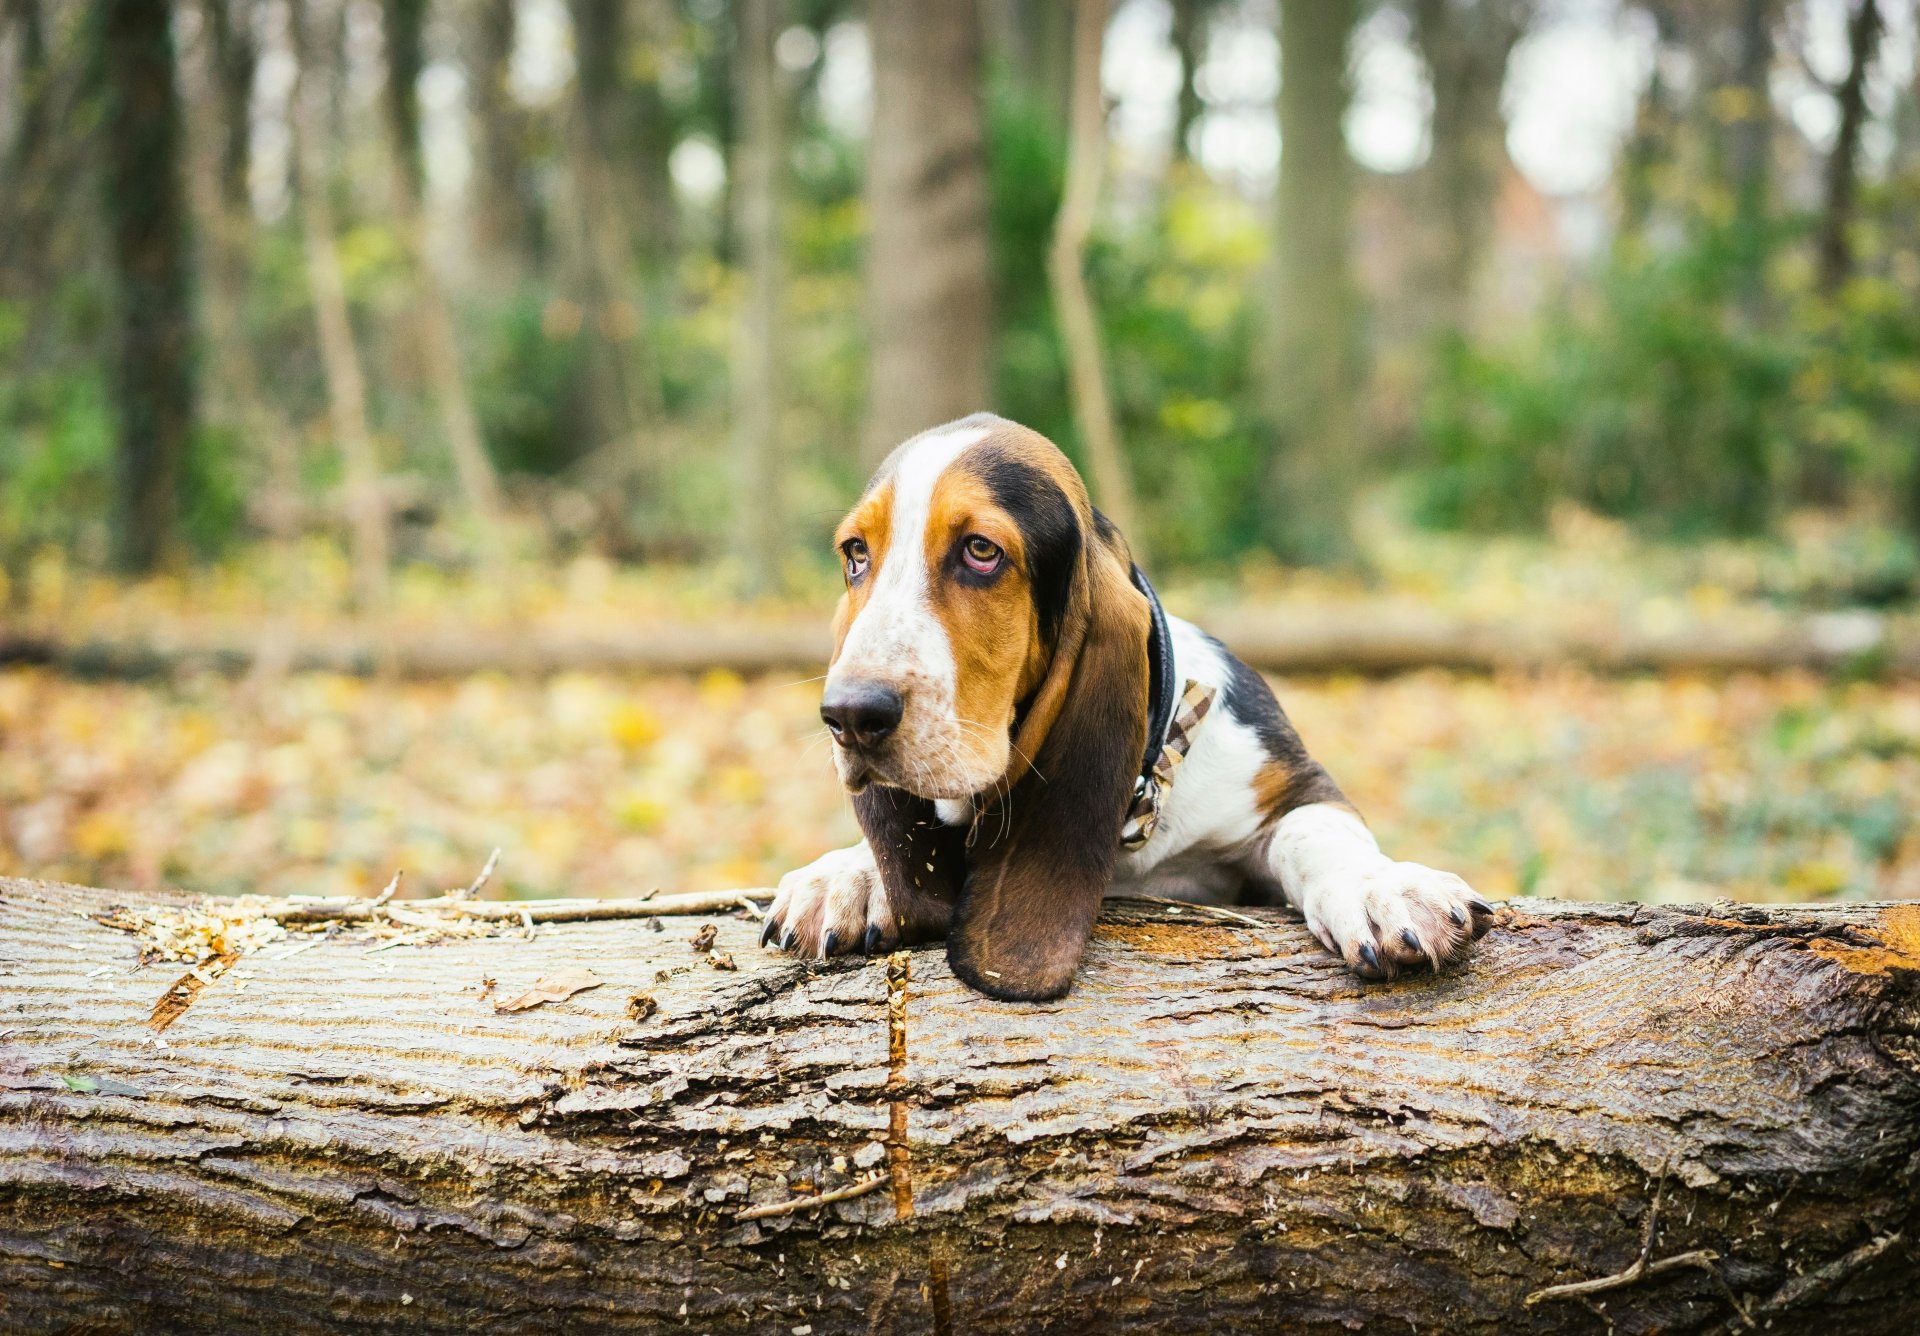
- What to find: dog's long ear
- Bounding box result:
[851,786,968,951]
[946,516,1150,1001]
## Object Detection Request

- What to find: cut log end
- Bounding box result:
[1,877,1916,1334]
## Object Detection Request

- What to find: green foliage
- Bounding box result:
[987,71,1272,565]
[1410,215,1920,538]
[0,343,117,564]
[466,288,589,477]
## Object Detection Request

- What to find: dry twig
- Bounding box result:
[733,1172,890,1222]
[1527,1160,1751,1327]
[1112,894,1270,929]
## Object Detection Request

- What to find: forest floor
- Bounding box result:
[4,664,1916,907]
[4,517,1918,906]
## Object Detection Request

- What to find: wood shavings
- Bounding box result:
[493,967,603,1013]
[91,900,288,965]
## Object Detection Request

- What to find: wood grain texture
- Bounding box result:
[2,876,1916,1334]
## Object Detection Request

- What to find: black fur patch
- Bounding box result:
[1212,634,1345,806]
[967,447,1082,649]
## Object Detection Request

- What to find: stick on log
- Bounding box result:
[1,877,1915,1334]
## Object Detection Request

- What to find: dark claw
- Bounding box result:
[1400,928,1421,953]
[822,930,840,956]
[863,925,883,955]
[1468,896,1495,916]
[780,927,797,951]
[760,917,778,948]
[1358,941,1381,974]
[1448,906,1465,927]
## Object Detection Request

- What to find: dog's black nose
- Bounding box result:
[821,681,904,749]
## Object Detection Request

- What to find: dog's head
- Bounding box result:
[823,414,1151,1001]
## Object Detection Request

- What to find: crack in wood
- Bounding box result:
[881,948,955,1334]
[883,950,913,1221]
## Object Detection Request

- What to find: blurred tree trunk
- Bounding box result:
[991,0,1072,132]
[570,0,675,261]
[204,0,254,211]
[1261,0,1363,564]
[1167,0,1209,163]
[183,0,302,537]
[0,0,52,302]
[292,0,389,608]
[97,0,197,574]
[1817,0,1883,294]
[466,0,542,276]
[1726,0,1776,310]
[1618,2,1675,246]
[731,0,782,593]
[1048,0,1141,551]
[626,0,679,267]
[863,0,994,463]
[563,0,657,478]
[1410,0,1526,340]
[380,0,505,528]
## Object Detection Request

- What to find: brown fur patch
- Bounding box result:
[922,467,1037,762]
[831,479,895,661]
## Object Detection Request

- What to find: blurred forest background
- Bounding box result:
[5,0,1920,909]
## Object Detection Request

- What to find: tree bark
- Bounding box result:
[292,0,390,609]
[203,0,255,212]
[1410,0,1527,340]
[380,0,507,530]
[182,0,304,539]
[863,0,994,463]
[97,0,198,574]
[731,0,783,594]
[1,0,53,296]
[1,877,1915,1333]
[1723,0,1777,313]
[466,0,541,276]
[1618,2,1675,247]
[1263,0,1364,565]
[1167,0,1211,163]
[560,0,659,479]
[1048,0,1142,553]
[1816,0,1884,294]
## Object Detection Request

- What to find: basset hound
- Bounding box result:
[764,414,1495,1000]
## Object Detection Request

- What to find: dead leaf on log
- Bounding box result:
[688,924,717,951]
[492,967,602,1013]
[626,992,658,1021]
[708,951,736,971]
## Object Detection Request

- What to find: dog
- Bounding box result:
[762,414,1494,1000]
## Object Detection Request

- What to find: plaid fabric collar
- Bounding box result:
[1119,567,1217,850]
[1120,679,1217,849]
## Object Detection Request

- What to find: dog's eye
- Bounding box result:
[961,536,1003,575]
[843,539,869,581]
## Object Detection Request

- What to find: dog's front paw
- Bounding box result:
[1300,861,1496,980]
[763,842,896,959]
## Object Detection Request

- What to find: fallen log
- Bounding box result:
[1,604,1911,678]
[1,876,1915,1335]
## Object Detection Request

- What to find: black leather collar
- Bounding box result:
[1132,564,1176,786]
